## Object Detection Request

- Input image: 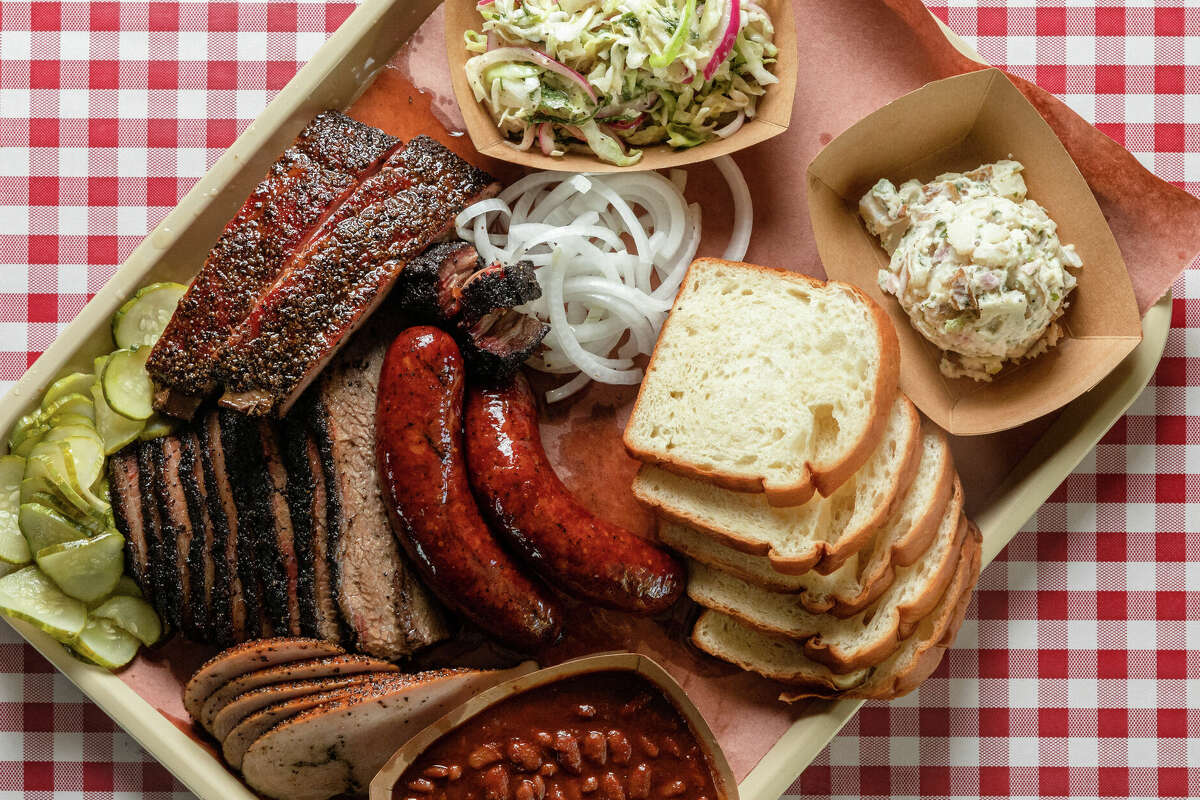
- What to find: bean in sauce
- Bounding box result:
[394,672,719,800]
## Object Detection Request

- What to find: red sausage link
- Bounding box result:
[375,327,561,651]
[465,373,685,614]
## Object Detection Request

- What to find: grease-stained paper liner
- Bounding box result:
[104,0,1200,794]
[809,69,1142,436]
[442,0,797,172]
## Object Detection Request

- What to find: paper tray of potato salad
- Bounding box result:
[0,1,1197,799]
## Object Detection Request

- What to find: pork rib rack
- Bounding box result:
[216,136,499,417]
[146,112,399,420]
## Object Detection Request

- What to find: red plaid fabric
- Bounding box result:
[0,2,1196,798]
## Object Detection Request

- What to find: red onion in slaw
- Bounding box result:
[704,0,742,80]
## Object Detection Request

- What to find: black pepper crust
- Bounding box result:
[147,111,399,408]
[215,136,499,415]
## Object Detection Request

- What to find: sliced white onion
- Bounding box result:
[716,155,752,261]
[714,109,746,139]
[455,158,751,401]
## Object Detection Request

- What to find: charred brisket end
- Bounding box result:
[459,309,550,382]
[177,431,215,643]
[198,410,246,643]
[108,449,152,602]
[394,242,480,322]
[459,259,542,321]
[138,438,179,632]
[215,136,499,417]
[146,112,398,415]
[218,410,268,640]
[258,422,302,636]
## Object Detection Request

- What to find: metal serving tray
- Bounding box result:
[0,2,1171,798]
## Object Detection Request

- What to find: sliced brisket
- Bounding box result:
[198,409,250,643]
[258,422,303,637]
[191,414,236,646]
[155,433,209,641]
[217,136,500,417]
[311,319,450,660]
[137,438,178,631]
[282,396,347,645]
[217,410,270,640]
[147,112,399,418]
[108,449,152,602]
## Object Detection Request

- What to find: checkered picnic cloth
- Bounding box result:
[0,2,1195,798]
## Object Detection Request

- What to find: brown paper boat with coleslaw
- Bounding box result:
[443,0,797,171]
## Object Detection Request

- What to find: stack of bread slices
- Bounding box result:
[623,259,981,701]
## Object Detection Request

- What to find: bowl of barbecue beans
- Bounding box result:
[370,653,736,800]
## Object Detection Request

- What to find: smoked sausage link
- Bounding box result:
[375,327,561,651]
[465,373,685,614]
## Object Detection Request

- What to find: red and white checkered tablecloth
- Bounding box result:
[0,2,1196,798]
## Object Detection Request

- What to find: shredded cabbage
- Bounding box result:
[464,0,777,165]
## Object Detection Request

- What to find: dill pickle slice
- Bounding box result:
[70,616,139,669]
[111,282,186,349]
[0,456,30,566]
[91,356,144,454]
[18,503,89,554]
[102,348,154,422]
[41,373,95,410]
[0,565,87,640]
[35,531,124,603]
[90,595,161,647]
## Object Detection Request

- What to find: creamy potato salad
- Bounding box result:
[859,160,1081,381]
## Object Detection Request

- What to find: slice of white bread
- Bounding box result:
[687,480,966,673]
[623,259,900,506]
[634,395,921,574]
[658,427,952,615]
[691,522,981,700]
[792,425,956,615]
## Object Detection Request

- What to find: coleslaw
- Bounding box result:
[464,0,778,165]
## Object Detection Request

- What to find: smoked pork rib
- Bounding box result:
[217,136,500,417]
[146,112,399,419]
